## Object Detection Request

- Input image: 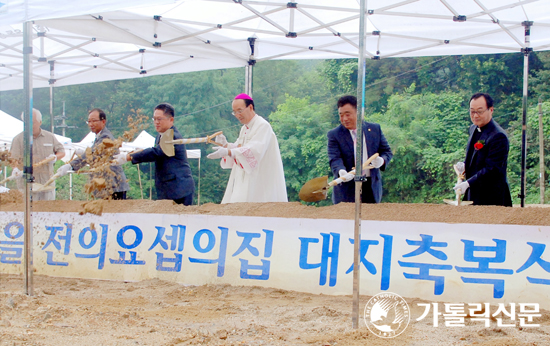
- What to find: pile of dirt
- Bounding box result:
[1,199,550,225]
[0,274,548,346]
[0,189,23,204]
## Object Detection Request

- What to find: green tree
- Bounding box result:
[372,87,469,203]
[270,95,332,203]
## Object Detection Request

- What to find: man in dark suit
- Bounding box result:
[122,103,195,205]
[454,93,512,206]
[327,95,393,204]
[57,108,129,199]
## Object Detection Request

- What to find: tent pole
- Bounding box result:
[137,163,144,199]
[49,61,55,133]
[539,97,545,204]
[245,37,256,97]
[69,172,73,200]
[352,0,367,330]
[520,21,533,208]
[23,21,34,296]
[245,64,253,96]
[198,156,201,206]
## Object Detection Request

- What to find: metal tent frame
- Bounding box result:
[2,0,550,326]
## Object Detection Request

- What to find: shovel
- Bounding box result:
[0,173,22,185]
[299,153,379,202]
[35,172,62,191]
[34,152,78,192]
[443,164,473,206]
[0,155,57,185]
[33,155,57,168]
[0,171,55,191]
[159,130,224,157]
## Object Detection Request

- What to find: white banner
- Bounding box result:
[1,212,549,308]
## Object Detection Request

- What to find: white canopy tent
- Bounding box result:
[0,110,26,149]
[0,109,73,155]
[2,1,549,204]
[0,0,176,26]
[2,0,550,302]
[1,0,550,90]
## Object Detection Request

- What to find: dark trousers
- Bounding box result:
[174,192,193,206]
[112,191,126,200]
[361,178,376,204]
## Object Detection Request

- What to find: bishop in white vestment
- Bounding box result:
[207,93,288,203]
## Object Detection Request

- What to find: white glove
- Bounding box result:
[453,181,469,194]
[47,154,57,165]
[455,162,465,175]
[370,156,384,169]
[207,147,229,160]
[74,147,86,157]
[338,169,354,183]
[56,163,72,177]
[11,167,22,179]
[113,153,128,165]
[214,134,228,147]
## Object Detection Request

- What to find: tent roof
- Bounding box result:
[2,0,550,91]
[123,130,155,150]
[0,110,25,144]
[0,0,175,25]
[0,109,72,146]
[73,131,96,149]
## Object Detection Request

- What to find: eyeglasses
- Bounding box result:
[469,109,489,116]
[86,119,102,125]
[232,109,246,116]
[152,116,169,122]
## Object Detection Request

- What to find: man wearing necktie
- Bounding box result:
[327,95,393,204]
[453,93,512,206]
[124,103,195,205]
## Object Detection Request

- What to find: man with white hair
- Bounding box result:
[10,108,65,200]
[206,93,287,203]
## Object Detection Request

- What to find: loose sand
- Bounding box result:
[1,198,549,225]
[1,274,550,346]
[1,199,550,345]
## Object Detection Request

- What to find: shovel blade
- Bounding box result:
[299,176,329,202]
[159,129,175,157]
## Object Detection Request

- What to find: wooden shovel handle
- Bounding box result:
[453,164,467,182]
[33,155,56,168]
[169,131,225,146]
[0,175,17,185]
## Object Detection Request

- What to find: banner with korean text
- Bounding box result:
[1,212,549,309]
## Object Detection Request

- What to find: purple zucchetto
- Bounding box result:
[234,93,253,101]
